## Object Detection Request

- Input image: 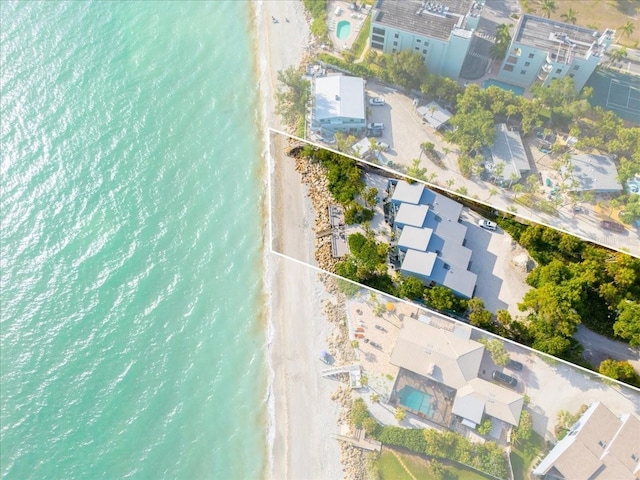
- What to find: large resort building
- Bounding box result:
[368,1,612,92]
[496,15,614,91]
[385,179,477,299]
[369,0,482,79]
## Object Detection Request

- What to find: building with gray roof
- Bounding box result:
[452,378,524,427]
[391,179,424,204]
[388,179,476,298]
[397,225,433,252]
[394,203,430,228]
[369,0,479,79]
[311,75,366,138]
[390,315,484,390]
[417,102,452,130]
[497,14,614,91]
[487,124,531,184]
[391,316,524,429]
[533,402,640,479]
[568,153,623,194]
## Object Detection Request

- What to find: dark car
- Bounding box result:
[367,128,383,138]
[601,220,626,233]
[492,370,518,387]
[506,359,524,371]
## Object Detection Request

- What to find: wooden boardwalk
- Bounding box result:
[331,428,382,452]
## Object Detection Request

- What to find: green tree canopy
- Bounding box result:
[383,50,428,91]
[275,66,310,127]
[613,300,640,347]
[398,275,426,300]
[479,338,510,366]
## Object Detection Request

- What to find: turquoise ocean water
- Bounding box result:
[1,2,267,478]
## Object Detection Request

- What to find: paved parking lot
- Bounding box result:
[362,83,640,257]
[460,209,531,317]
[469,329,640,441]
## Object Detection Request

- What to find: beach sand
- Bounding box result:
[255,2,346,479]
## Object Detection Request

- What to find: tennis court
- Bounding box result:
[586,70,640,124]
[606,80,640,115]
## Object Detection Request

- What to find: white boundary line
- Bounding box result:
[266,129,640,393]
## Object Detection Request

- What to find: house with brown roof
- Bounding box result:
[533,402,640,479]
[390,315,524,431]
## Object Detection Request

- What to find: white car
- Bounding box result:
[478,219,497,231]
[376,141,389,152]
[369,97,385,106]
[367,122,384,130]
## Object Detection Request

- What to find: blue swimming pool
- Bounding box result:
[336,20,352,40]
[398,386,433,417]
[482,79,524,96]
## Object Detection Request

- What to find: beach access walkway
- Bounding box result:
[331,428,382,452]
[321,364,362,388]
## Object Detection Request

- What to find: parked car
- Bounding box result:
[369,97,385,106]
[601,220,625,233]
[506,359,524,371]
[478,219,497,231]
[367,128,383,138]
[367,122,384,130]
[375,141,389,152]
[492,370,518,387]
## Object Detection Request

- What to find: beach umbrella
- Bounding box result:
[385,302,395,312]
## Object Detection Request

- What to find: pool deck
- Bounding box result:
[326,0,369,52]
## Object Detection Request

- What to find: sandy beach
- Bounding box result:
[255,1,346,479]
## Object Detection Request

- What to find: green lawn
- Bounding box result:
[350,15,371,59]
[377,451,413,480]
[510,432,546,480]
[376,449,497,480]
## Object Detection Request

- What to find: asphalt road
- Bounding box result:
[574,324,640,374]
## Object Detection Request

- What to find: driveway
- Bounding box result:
[574,324,640,375]
[461,209,532,317]
[470,330,640,441]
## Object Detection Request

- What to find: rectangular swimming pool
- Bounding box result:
[398,386,433,417]
[482,79,524,96]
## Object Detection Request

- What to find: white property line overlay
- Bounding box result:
[266,128,639,259]
[265,129,640,393]
[269,247,640,395]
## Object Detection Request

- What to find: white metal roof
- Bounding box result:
[314,75,366,121]
[395,203,429,228]
[398,225,433,251]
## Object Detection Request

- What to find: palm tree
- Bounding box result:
[560,8,578,24]
[495,23,512,43]
[609,47,628,66]
[540,0,557,18]
[620,21,635,39]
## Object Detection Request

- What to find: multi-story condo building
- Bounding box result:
[497,15,614,91]
[369,0,483,79]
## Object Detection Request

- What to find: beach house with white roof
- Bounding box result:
[387,179,476,299]
[312,75,366,138]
